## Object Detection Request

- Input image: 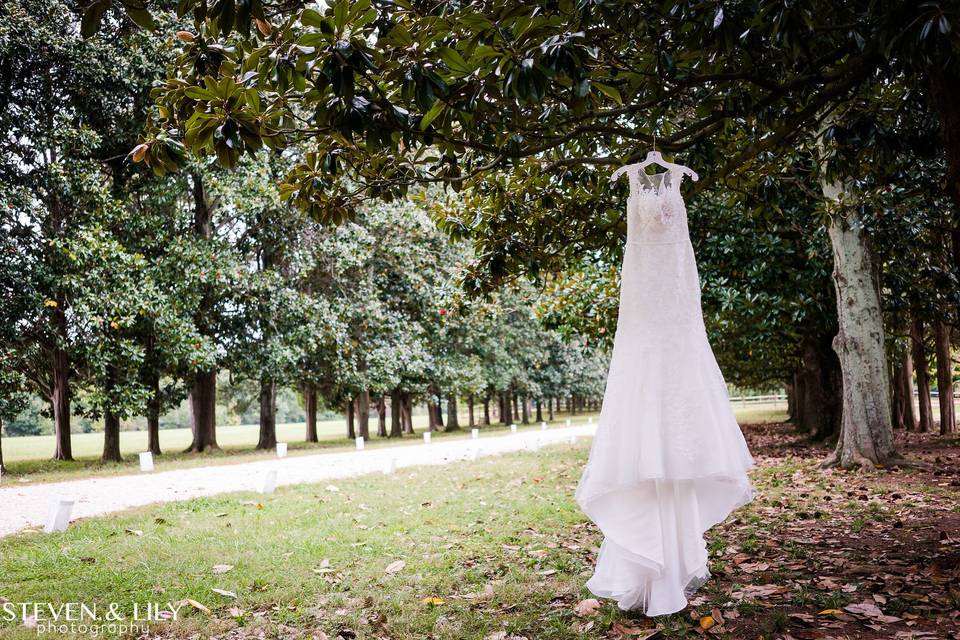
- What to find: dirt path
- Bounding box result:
[0,424,595,537]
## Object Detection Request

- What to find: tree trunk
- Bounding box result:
[186,369,219,452]
[797,334,843,441]
[570,395,577,416]
[257,378,277,450]
[483,395,491,425]
[502,392,513,424]
[377,395,387,437]
[51,337,72,461]
[357,390,370,439]
[929,67,960,324]
[147,372,162,455]
[912,318,934,433]
[498,393,506,424]
[535,399,543,423]
[186,173,219,453]
[512,394,520,422]
[434,393,444,428]
[0,419,5,473]
[793,368,806,429]
[821,211,898,468]
[346,398,356,439]
[304,383,318,442]
[548,397,555,421]
[891,355,907,430]
[401,393,414,434]
[785,379,797,422]
[468,395,475,427]
[934,321,956,434]
[902,347,917,430]
[427,399,437,431]
[390,390,403,437]
[102,363,123,463]
[445,394,460,431]
[102,412,122,462]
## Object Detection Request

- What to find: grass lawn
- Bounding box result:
[1,420,958,639]
[0,404,788,485]
[2,419,354,462]
[0,413,585,485]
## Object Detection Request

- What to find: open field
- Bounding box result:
[1,402,790,485]
[0,421,957,639]
[2,416,412,463]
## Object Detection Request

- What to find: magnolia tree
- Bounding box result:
[100,0,956,468]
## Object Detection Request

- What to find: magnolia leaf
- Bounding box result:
[384,560,405,574]
[80,0,110,39]
[592,82,622,105]
[185,599,211,615]
[419,100,446,131]
[573,598,601,617]
[439,47,471,75]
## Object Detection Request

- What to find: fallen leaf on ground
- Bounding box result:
[698,615,715,630]
[211,564,233,574]
[573,598,601,617]
[610,621,660,638]
[463,584,494,601]
[211,588,237,599]
[184,599,210,615]
[422,596,444,606]
[384,560,405,574]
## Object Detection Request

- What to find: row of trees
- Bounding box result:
[112,0,959,468]
[0,3,607,470]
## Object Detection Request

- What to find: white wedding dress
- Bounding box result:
[575,165,754,616]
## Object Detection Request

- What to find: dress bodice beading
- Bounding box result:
[626,168,689,246]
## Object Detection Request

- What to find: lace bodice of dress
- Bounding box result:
[625,168,689,245]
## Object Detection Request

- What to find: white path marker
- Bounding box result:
[470,447,480,461]
[565,418,571,427]
[540,422,547,430]
[355,436,365,451]
[588,416,593,424]
[510,424,517,434]
[423,432,432,444]
[568,434,577,445]
[383,457,397,475]
[276,442,288,458]
[138,452,154,472]
[471,428,479,439]
[260,469,278,494]
[44,498,74,533]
